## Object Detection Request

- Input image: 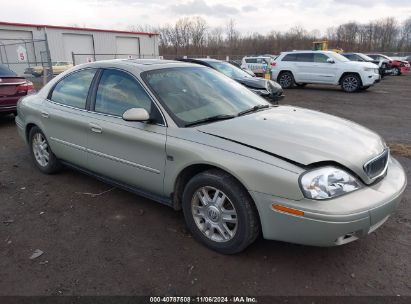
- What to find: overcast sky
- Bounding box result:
[1,0,410,34]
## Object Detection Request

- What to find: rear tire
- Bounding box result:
[392,67,401,76]
[278,71,295,89]
[182,169,260,254]
[341,74,361,93]
[29,126,61,174]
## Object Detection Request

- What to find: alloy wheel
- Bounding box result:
[279,74,292,88]
[191,186,238,242]
[342,76,359,92]
[32,133,50,167]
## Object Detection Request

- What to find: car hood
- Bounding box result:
[344,61,379,69]
[197,106,385,184]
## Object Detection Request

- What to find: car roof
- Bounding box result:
[178,58,221,63]
[74,59,201,72]
[281,50,336,55]
[0,64,18,77]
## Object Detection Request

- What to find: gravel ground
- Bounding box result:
[0,73,410,296]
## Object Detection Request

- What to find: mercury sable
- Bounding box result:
[15,60,407,254]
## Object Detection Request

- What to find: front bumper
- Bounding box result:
[400,66,409,74]
[362,72,381,86]
[250,156,407,246]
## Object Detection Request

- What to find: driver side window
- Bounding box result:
[94,69,154,118]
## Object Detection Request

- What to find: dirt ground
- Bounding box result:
[0,73,410,296]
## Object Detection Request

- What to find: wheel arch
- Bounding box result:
[172,163,253,211]
[25,122,39,143]
[338,72,363,85]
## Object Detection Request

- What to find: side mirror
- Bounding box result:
[122,108,150,122]
[327,58,335,64]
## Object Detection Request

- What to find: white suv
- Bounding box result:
[271,51,380,92]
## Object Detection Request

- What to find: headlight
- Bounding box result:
[300,167,361,200]
[364,67,375,72]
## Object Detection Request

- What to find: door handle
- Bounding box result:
[89,123,102,133]
[41,111,49,118]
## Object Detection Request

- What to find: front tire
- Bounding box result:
[29,127,61,174]
[392,67,401,76]
[182,169,260,254]
[341,74,361,93]
[278,71,295,89]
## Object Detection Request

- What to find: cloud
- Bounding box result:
[332,0,411,7]
[242,5,258,12]
[170,0,239,17]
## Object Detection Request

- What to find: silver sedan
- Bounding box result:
[15,60,407,254]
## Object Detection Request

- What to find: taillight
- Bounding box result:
[271,61,277,67]
[16,81,35,94]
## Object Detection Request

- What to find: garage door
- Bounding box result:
[63,33,94,64]
[0,29,35,75]
[116,37,140,59]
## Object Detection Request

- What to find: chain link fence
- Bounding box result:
[0,39,53,83]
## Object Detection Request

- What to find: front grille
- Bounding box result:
[363,149,389,179]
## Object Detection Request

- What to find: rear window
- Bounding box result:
[51,69,96,109]
[0,65,18,77]
[282,54,297,62]
[245,58,257,63]
[296,53,314,62]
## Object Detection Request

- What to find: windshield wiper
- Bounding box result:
[185,114,236,127]
[237,104,270,116]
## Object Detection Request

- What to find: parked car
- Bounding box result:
[271,51,380,92]
[25,61,73,77]
[366,54,410,76]
[227,60,255,76]
[342,53,388,77]
[241,56,274,76]
[16,59,406,254]
[0,65,34,115]
[177,58,284,102]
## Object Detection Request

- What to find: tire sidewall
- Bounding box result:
[278,72,294,89]
[182,173,253,254]
[341,74,361,92]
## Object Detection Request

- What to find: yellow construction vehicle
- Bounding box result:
[312,41,343,53]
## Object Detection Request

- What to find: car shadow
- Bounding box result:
[0,114,16,127]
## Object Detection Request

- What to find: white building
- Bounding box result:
[0,21,159,74]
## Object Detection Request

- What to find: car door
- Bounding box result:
[43,68,97,168]
[295,53,315,82]
[84,68,167,196]
[311,53,338,83]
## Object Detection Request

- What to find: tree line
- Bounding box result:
[129,16,411,57]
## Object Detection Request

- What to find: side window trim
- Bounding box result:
[90,67,167,127]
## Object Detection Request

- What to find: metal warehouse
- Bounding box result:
[0,21,159,75]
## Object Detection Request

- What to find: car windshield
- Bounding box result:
[357,54,375,61]
[331,53,350,62]
[207,61,252,79]
[143,67,269,126]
